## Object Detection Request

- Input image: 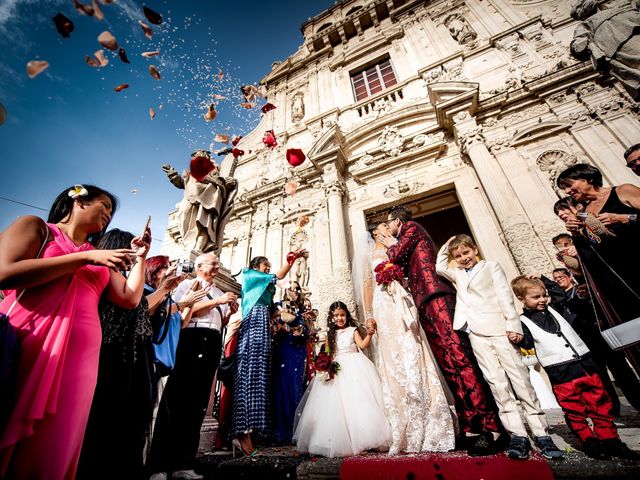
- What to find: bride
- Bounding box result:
[353,221,457,454]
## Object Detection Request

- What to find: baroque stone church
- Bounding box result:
[163,0,640,318]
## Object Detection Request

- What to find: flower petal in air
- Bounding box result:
[143,6,163,25]
[149,65,161,80]
[118,48,130,64]
[98,31,119,51]
[139,21,153,39]
[261,102,276,114]
[141,51,160,58]
[114,83,129,92]
[26,60,49,78]
[52,13,74,38]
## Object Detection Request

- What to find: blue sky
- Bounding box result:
[0,0,332,254]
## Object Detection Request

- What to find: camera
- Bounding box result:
[175,259,195,276]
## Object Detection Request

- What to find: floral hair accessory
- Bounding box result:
[68,184,89,199]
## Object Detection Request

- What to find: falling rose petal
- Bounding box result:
[257,85,268,98]
[0,103,7,126]
[26,60,49,79]
[74,0,94,16]
[139,21,153,39]
[143,6,163,25]
[94,49,109,67]
[141,51,160,58]
[232,148,245,159]
[297,215,309,228]
[149,65,161,80]
[190,153,215,182]
[98,0,114,3]
[261,102,276,114]
[98,31,119,51]
[114,83,129,92]
[286,148,306,167]
[214,133,229,143]
[214,147,233,156]
[85,55,99,67]
[284,180,299,196]
[203,104,217,121]
[217,68,223,80]
[118,48,130,64]
[52,13,74,38]
[91,0,104,20]
[131,188,139,194]
[239,102,255,109]
[232,135,243,146]
[262,129,277,149]
[212,94,226,100]
[149,107,156,120]
[241,85,258,102]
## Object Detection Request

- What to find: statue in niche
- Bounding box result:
[291,93,305,123]
[444,13,477,45]
[289,229,309,289]
[162,156,237,255]
[570,0,640,100]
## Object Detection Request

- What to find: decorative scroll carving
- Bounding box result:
[537,150,578,196]
[377,126,405,157]
[503,222,554,274]
[382,180,425,199]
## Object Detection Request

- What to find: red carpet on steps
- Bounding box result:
[340,451,554,480]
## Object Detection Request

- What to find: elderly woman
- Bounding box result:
[232,252,306,456]
[556,163,640,377]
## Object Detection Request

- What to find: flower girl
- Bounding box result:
[293,301,391,457]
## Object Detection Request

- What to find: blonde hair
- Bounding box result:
[511,275,545,298]
[448,234,477,255]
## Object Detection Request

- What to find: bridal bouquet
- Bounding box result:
[314,345,340,382]
[374,261,404,294]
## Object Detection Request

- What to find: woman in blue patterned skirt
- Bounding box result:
[232,252,307,455]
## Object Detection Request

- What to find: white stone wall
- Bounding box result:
[163,0,640,323]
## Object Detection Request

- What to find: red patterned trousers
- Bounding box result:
[552,372,618,442]
[419,294,502,435]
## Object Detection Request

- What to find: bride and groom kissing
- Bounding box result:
[360,205,503,456]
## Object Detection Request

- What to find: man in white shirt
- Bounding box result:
[149,253,238,480]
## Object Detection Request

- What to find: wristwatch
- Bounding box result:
[627,214,638,223]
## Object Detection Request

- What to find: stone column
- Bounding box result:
[454,115,553,274]
[323,165,356,312]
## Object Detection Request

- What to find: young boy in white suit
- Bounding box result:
[436,234,562,460]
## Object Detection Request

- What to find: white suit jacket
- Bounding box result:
[436,244,522,337]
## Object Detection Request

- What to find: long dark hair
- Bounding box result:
[326,301,358,354]
[367,221,381,239]
[249,256,269,270]
[97,228,134,250]
[48,184,119,246]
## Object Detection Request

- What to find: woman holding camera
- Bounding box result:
[557,164,640,377]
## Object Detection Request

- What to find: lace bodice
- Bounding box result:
[335,326,358,354]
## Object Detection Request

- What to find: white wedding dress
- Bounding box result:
[293,326,391,457]
[367,248,456,454]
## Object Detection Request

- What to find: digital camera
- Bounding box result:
[175,259,195,275]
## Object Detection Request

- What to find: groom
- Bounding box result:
[379,206,503,455]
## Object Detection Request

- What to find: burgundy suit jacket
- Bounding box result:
[386,220,455,309]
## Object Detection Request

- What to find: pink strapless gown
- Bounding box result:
[0,224,109,480]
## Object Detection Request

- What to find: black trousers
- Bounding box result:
[149,328,222,472]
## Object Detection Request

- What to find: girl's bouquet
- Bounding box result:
[314,344,340,382]
[374,261,404,294]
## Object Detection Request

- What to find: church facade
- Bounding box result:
[164,0,640,318]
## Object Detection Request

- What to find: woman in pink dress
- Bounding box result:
[0,184,150,480]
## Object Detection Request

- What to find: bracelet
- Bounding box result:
[627,214,637,223]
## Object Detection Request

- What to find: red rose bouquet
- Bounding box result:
[374,261,404,293]
[314,344,340,382]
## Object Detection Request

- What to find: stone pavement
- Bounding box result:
[193,402,640,480]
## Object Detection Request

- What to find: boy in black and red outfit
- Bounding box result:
[511,276,639,460]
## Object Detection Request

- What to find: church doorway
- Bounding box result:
[365,186,472,251]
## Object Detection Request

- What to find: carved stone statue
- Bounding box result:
[444,13,477,45]
[290,229,309,289]
[291,93,305,123]
[570,0,640,100]
[162,157,238,255]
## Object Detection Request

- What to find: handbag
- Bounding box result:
[152,297,181,376]
[217,352,236,387]
[0,225,49,431]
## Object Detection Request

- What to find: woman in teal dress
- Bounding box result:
[232,252,306,455]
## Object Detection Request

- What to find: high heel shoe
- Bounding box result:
[232,439,258,458]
